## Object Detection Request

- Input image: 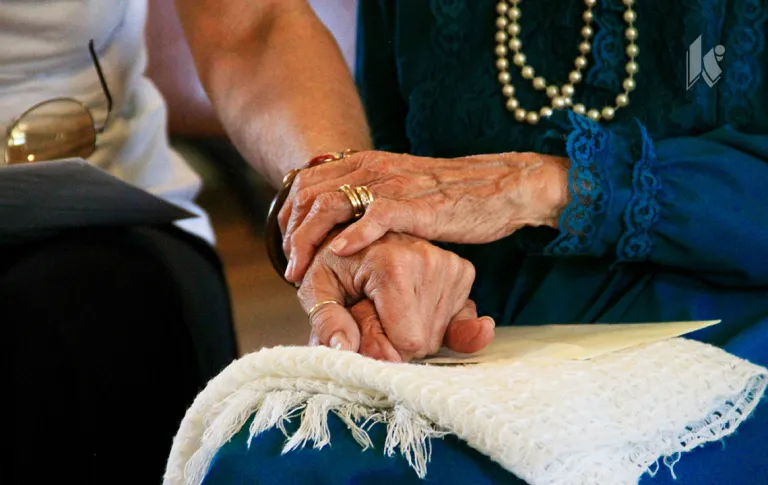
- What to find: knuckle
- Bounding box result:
[397,335,426,354]
[313,192,336,212]
[295,188,316,211]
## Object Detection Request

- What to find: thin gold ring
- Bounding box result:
[339,184,364,218]
[308,300,342,323]
[354,185,375,211]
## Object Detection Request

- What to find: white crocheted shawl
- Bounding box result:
[164,338,766,485]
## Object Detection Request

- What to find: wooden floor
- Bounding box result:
[196,171,310,356]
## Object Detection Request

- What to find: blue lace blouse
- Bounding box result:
[356,0,768,348]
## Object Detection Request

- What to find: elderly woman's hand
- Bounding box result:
[279,151,570,282]
[297,231,495,362]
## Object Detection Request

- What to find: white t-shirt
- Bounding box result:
[0,0,214,243]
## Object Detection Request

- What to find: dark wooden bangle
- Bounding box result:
[265,150,359,284]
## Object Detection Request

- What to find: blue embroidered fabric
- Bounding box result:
[203,1,768,483]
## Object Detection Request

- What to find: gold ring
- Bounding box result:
[308,300,342,323]
[354,186,375,212]
[338,184,364,218]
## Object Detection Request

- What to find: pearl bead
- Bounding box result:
[552,96,566,109]
[583,11,593,22]
[623,10,636,23]
[564,97,573,106]
[569,70,583,83]
[507,7,521,20]
[616,93,630,107]
[540,106,554,118]
[575,56,588,69]
[521,66,535,79]
[573,104,587,115]
[498,72,511,84]
[622,0,634,5]
[496,58,509,70]
[513,52,526,66]
[496,2,508,14]
[495,31,508,43]
[625,27,638,41]
[626,61,639,74]
[622,78,636,92]
[526,112,540,124]
[533,77,547,90]
[508,38,522,51]
[581,26,593,38]
[626,43,639,58]
[562,84,575,97]
[587,109,601,121]
[496,45,508,57]
[506,98,520,111]
[584,0,597,6]
[496,16,508,29]
[514,108,527,121]
[579,41,592,54]
[546,85,559,98]
[502,84,515,97]
[507,23,521,36]
[601,106,615,120]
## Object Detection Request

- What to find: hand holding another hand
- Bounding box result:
[297,231,495,362]
[279,150,569,283]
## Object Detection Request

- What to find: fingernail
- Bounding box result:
[329,332,348,351]
[329,237,347,254]
[480,316,496,328]
[284,259,294,280]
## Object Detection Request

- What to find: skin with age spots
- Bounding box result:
[297,230,495,363]
[280,150,570,283]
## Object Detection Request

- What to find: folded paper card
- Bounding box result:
[0,158,194,244]
[418,320,720,364]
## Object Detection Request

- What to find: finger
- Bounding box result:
[282,171,375,262]
[308,329,320,347]
[348,300,402,362]
[285,191,358,282]
[298,265,361,352]
[369,274,431,363]
[443,302,495,355]
[277,157,360,237]
[328,198,421,256]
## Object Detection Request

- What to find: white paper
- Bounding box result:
[418,320,721,365]
[0,158,194,243]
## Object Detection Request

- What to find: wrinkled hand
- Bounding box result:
[298,231,495,362]
[279,150,569,282]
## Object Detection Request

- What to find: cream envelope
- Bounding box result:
[418,320,720,365]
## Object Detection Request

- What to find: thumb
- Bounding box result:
[442,301,495,354]
[298,265,361,352]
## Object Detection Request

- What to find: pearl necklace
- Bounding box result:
[495,0,638,125]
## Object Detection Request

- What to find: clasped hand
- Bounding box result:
[282,151,569,362]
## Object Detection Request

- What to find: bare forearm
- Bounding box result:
[176,0,372,186]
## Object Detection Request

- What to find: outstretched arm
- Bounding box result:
[175,0,373,186]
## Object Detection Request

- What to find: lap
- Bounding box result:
[6,225,237,483]
[203,320,768,485]
[2,225,237,380]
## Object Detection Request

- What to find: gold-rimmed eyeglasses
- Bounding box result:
[2,39,113,165]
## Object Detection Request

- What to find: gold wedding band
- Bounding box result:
[308,300,342,323]
[354,185,375,211]
[339,184,365,219]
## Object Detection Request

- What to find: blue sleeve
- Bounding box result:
[354,0,411,153]
[544,111,768,286]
